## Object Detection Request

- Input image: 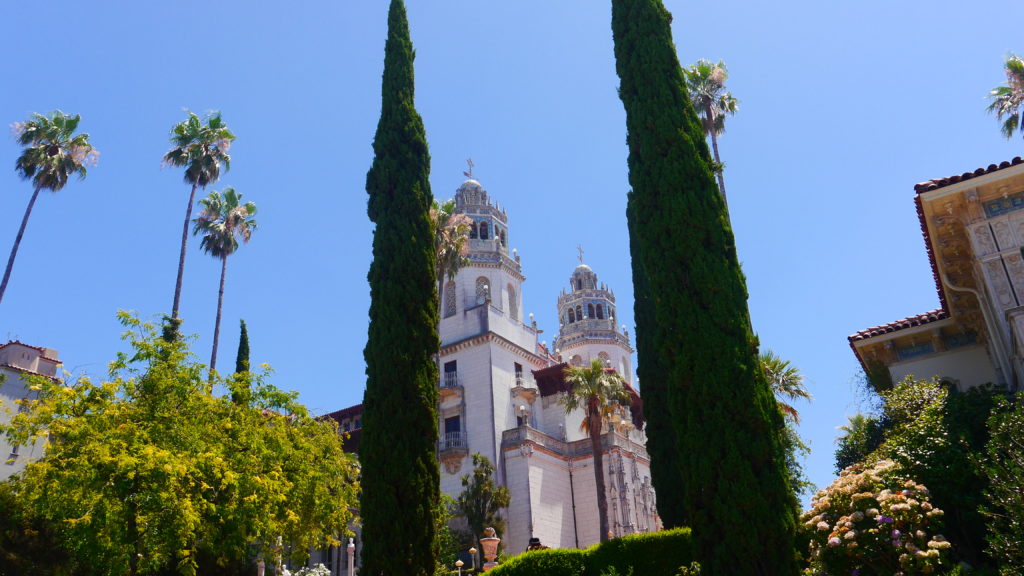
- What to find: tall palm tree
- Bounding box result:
[684,59,738,207]
[192,187,257,374]
[163,111,234,329]
[431,197,471,314]
[987,54,1024,140]
[761,350,812,424]
[2,111,97,305]
[560,359,631,542]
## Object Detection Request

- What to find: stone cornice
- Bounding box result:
[441,330,548,368]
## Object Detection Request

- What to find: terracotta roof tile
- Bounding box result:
[914,157,1024,193]
[848,308,948,342]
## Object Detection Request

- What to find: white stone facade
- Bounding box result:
[0,341,59,482]
[437,179,659,554]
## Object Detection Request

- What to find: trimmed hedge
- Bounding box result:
[488,528,693,576]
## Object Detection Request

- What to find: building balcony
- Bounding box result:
[440,372,463,401]
[440,431,468,454]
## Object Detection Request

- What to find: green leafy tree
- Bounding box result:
[612,1,797,573]
[834,413,886,473]
[560,359,630,543]
[235,319,250,374]
[360,1,440,574]
[987,54,1024,140]
[1,313,358,576]
[983,396,1024,573]
[192,187,258,374]
[880,380,1004,567]
[684,59,738,206]
[762,351,814,500]
[2,111,97,306]
[456,453,510,554]
[162,111,235,335]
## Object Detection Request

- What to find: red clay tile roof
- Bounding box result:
[322,403,363,423]
[914,157,1024,194]
[848,308,948,342]
[0,340,59,363]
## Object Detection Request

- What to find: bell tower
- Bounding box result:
[554,260,634,384]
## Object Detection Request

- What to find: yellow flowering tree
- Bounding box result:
[2,313,358,575]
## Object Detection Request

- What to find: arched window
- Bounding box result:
[598,351,612,367]
[475,277,490,305]
[499,229,507,247]
[444,280,457,318]
[470,222,478,239]
[596,304,605,319]
[588,303,596,319]
[576,305,583,321]
[576,279,582,291]
[508,284,518,321]
[570,355,583,367]
[568,308,576,323]
[479,221,490,240]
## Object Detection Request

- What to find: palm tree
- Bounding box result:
[684,59,738,207]
[560,358,631,542]
[163,111,235,330]
[2,111,97,305]
[431,198,471,314]
[192,187,257,374]
[761,350,812,424]
[987,54,1024,140]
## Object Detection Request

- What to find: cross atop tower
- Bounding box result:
[463,158,475,179]
[576,244,585,264]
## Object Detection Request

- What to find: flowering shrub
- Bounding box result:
[801,459,953,576]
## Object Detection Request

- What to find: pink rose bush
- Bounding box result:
[801,459,953,576]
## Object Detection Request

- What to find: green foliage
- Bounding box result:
[835,414,887,473]
[489,548,587,576]
[436,493,472,575]
[12,110,97,193]
[987,54,1024,140]
[612,0,797,573]
[1,313,358,575]
[235,319,250,375]
[488,528,693,576]
[360,1,440,575]
[0,482,76,575]
[584,528,694,576]
[457,454,510,551]
[801,460,953,576]
[875,379,999,567]
[982,397,1024,573]
[676,563,703,576]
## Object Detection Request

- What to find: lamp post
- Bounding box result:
[346,538,355,575]
[455,559,464,576]
[468,547,478,572]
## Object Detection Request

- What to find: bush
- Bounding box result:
[488,548,586,576]
[801,459,953,576]
[488,528,693,576]
[585,528,694,576]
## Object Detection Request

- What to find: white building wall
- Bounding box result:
[889,345,998,391]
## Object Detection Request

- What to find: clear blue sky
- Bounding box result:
[2,0,1021,505]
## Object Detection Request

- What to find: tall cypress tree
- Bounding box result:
[612,1,797,575]
[235,319,249,374]
[361,1,440,574]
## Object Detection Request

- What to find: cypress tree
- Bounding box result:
[612,1,797,575]
[361,1,440,574]
[235,319,249,374]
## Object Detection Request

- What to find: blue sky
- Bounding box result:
[1,0,1022,504]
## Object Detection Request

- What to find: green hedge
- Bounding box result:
[488,528,693,576]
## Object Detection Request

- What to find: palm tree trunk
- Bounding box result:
[210,254,227,374]
[705,104,729,212]
[590,400,611,542]
[171,182,199,319]
[0,185,43,306]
